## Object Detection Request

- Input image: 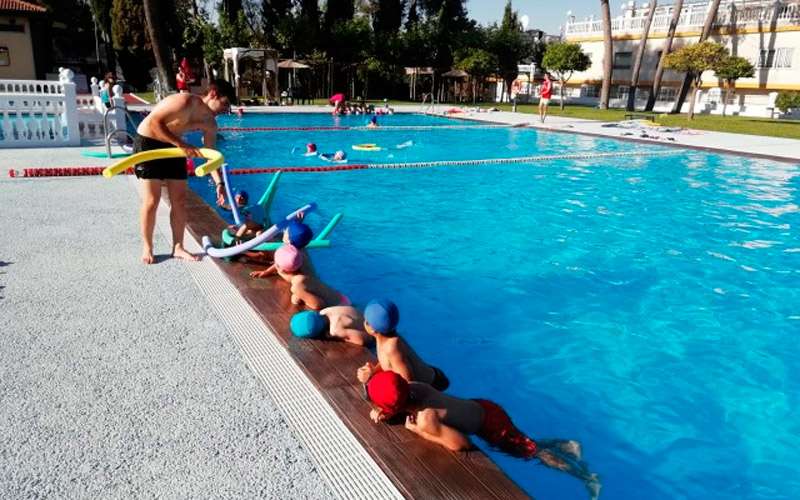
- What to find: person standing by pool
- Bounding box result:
[539,73,553,123]
[356,300,450,392]
[365,370,601,500]
[134,79,235,264]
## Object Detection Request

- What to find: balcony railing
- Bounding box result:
[565,0,800,37]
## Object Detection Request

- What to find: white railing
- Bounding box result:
[565,0,800,37]
[0,68,125,148]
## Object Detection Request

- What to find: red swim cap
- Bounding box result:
[367,371,409,417]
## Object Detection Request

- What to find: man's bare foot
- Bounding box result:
[141,248,155,265]
[172,245,200,261]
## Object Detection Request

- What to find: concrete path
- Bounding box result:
[0,174,330,498]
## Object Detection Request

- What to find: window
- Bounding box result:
[658,87,677,101]
[614,51,633,69]
[614,85,630,100]
[0,47,9,67]
[758,48,794,68]
[582,85,599,98]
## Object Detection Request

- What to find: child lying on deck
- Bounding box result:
[365,370,602,500]
[290,307,372,346]
[249,221,350,310]
[356,300,450,391]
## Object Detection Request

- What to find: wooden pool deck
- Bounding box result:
[183,189,530,499]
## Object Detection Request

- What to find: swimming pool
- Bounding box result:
[217,111,479,129]
[194,114,800,500]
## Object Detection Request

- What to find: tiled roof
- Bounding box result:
[0,0,47,13]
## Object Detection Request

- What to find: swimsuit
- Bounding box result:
[133,135,188,180]
[473,399,538,459]
[430,366,450,391]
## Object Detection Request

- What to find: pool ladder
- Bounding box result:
[420,93,437,115]
[103,105,137,158]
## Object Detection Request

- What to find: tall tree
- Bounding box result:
[372,0,405,34]
[261,0,294,52]
[221,0,244,24]
[713,54,754,116]
[645,0,682,111]
[143,0,176,91]
[297,0,321,55]
[663,41,727,119]
[490,1,531,102]
[324,0,355,32]
[626,0,656,111]
[672,0,721,113]
[406,0,420,28]
[599,0,613,109]
[112,0,152,89]
[542,42,591,110]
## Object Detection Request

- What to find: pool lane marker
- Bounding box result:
[9,150,680,178]
[132,176,404,499]
[218,124,512,132]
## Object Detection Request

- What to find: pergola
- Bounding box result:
[222,47,279,103]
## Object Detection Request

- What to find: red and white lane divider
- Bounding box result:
[8,150,676,178]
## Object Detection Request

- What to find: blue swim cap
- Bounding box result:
[290,311,327,339]
[286,220,313,249]
[364,299,399,336]
[235,189,249,203]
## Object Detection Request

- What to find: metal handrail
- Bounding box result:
[103,105,137,158]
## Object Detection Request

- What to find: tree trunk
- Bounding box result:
[143,0,175,92]
[687,82,699,120]
[673,0,721,113]
[599,0,613,109]
[560,80,566,110]
[645,0,683,111]
[627,0,657,111]
[723,80,733,116]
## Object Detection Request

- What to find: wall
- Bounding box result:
[0,16,36,80]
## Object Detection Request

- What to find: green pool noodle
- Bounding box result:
[257,171,282,225]
[221,229,331,250]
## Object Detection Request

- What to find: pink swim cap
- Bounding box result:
[307,143,317,152]
[274,244,303,272]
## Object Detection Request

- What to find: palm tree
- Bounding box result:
[645,0,683,111]
[672,0,722,112]
[142,0,174,92]
[599,0,613,109]
[627,0,657,111]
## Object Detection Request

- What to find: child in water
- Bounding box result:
[319,150,347,163]
[365,371,602,500]
[224,190,264,241]
[366,116,379,129]
[356,300,450,391]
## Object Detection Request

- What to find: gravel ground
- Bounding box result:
[0,174,330,498]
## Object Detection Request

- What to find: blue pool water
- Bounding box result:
[193,114,800,500]
[217,111,477,129]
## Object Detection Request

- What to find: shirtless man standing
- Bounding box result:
[134,79,235,264]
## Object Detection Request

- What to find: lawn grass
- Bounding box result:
[132,91,156,104]
[494,103,800,140]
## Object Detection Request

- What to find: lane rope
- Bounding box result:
[9,150,676,178]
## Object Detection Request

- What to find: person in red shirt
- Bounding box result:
[539,73,553,123]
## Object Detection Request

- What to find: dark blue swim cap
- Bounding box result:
[364,299,399,336]
[286,220,313,249]
[235,190,249,203]
[290,311,327,339]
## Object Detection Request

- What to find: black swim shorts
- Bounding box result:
[133,135,188,180]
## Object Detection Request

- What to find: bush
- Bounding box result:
[775,91,800,112]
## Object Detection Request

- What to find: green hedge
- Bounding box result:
[775,91,800,112]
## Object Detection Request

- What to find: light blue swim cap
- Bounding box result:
[290,311,327,339]
[364,299,399,336]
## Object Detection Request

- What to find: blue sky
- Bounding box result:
[466,0,600,34]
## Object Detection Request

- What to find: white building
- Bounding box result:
[563,0,800,116]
